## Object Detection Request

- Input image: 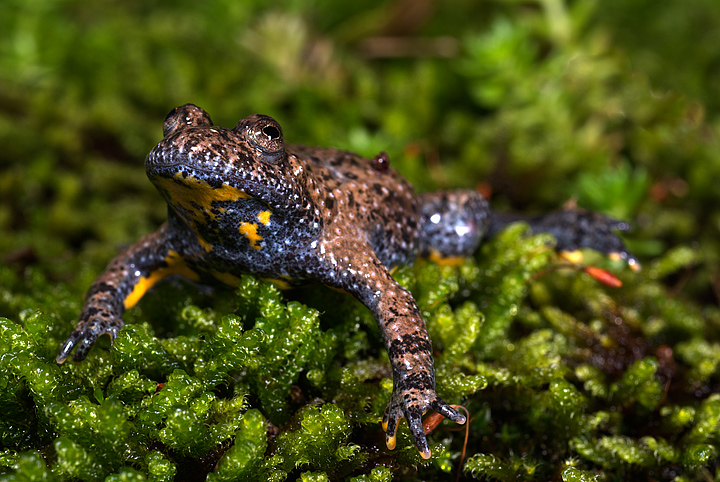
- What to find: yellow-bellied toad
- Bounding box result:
[58,104,638,458]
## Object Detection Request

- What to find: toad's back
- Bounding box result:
[288,144,422,268]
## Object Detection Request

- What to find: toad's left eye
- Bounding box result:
[249,116,284,163]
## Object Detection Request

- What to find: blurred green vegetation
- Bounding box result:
[2,0,720,480]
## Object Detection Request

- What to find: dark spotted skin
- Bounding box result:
[57,104,638,458]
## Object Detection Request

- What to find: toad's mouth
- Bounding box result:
[148,170,259,237]
[144,154,266,196]
[148,169,255,211]
[144,142,298,213]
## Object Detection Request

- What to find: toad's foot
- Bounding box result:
[382,387,466,459]
[525,209,640,271]
[56,316,123,363]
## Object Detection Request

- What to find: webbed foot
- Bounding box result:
[382,387,466,459]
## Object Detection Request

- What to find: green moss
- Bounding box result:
[267,403,360,479]
[208,409,266,482]
[0,451,52,482]
[610,357,663,411]
[561,466,600,482]
[145,451,175,482]
[463,452,542,481]
[347,467,392,482]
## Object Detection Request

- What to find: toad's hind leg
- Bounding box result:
[488,209,639,269]
[418,190,638,269]
[417,190,491,260]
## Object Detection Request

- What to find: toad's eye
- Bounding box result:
[260,124,280,141]
[163,104,214,138]
[248,116,284,163]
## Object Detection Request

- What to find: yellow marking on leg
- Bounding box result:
[560,250,584,264]
[123,250,200,309]
[386,434,397,450]
[238,222,262,250]
[627,257,641,272]
[260,277,293,290]
[383,419,398,450]
[426,248,466,267]
[257,210,272,226]
[608,252,641,272]
[210,269,242,286]
[197,235,214,252]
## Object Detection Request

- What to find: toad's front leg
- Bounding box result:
[313,240,466,458]
[57,224,198,363]
[375,285,466,458]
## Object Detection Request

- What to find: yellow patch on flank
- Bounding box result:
[123,250,200,309]
[210,269,241,287]
[152,173,252,225]
[238,222,262,250]
[426,248,466,267]
[257,210,272,226]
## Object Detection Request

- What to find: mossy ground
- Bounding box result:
[2,1,720,480]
